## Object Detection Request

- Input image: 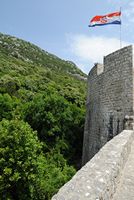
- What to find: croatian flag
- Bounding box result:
[89,11,121,27]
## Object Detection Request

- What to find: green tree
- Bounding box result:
[24,93,85,168]
[0,119,43,199]
[0,119,76,200]
[36,150,75,200]
[0,93,20,121]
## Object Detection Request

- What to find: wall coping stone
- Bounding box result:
[52,130,134,200]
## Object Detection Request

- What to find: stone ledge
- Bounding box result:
[52,130,134,200]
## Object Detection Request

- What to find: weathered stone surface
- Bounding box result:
[82,46,134,165]
[52,130,134,200]
[112,139,134,200]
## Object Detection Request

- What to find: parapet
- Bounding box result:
[52,130,134,200]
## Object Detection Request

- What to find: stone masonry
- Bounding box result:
[52,130,134,200]
[82,45,134,165]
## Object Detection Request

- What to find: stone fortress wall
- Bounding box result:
[52,46,134,199]
[82,45,134,164]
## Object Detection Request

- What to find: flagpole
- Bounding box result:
[120,7,122,49]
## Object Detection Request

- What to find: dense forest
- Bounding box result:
[0,33,87,199]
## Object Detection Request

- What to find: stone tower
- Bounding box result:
[82,45,134,165]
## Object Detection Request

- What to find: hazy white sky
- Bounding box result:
[0,0,134,74]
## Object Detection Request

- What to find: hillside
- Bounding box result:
[0,32,86,75]
[0,33,87,200]
[0,33,86,104]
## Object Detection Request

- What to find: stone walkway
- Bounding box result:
[112,141,134,200]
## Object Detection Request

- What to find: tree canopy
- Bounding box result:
[0,33,86,199]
